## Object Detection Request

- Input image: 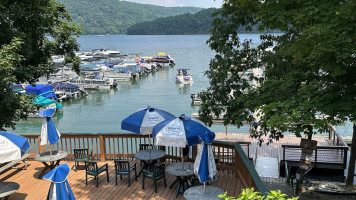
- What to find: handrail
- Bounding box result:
[329,125,348,147]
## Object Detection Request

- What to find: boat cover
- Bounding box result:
[25,85,57,99]
[51,82,79,90]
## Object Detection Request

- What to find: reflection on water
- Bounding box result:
[177,83,192,95]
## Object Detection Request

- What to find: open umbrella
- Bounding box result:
[194,134,217,192]
[152,114,215,167]
[38,108,61,154]
[121,106,175,148]
[43,163,75,200]
[0,132,30,163]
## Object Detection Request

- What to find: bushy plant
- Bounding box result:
[218,188,298,200]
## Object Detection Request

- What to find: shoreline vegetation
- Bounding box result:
[57,0,275,35]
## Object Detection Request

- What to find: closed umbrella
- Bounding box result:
[194,134,217,192]
[43,163,75,200]
[152,114,215,167]
[121,106,175,148]
[38,108,61,155]
[0,132,30,163]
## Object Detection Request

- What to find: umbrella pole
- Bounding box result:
[204,182,206,194]
[181,148,184,170]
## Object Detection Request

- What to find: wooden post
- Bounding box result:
[234,147,239,178]
[99,135,106,161]
[159,145,166,162]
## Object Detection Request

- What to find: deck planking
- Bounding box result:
[1,160,241,200]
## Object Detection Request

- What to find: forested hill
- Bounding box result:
[127,8,216,35]
[57,0,202,35]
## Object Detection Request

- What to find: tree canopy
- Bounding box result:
[199,0,355,142]
[57,0,202,35]
[0,0,81,130]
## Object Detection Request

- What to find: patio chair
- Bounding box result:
[114,160,137,187]
[84,161,109,188]
[142,162,166,193]
[73,148,92,172]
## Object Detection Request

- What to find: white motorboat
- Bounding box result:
[92,48,121,58]
[76,52,94,61]
[176,69,193,83]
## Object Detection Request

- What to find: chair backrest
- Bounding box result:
[153,162,165,176]
[114,160,129,172]
[139,144,152,151]
[85,161,98,173]
[74,148,89,159]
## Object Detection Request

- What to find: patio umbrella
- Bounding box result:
[152,114,215,167]
[194,133,217,193]
[0,132,30,163]
[121,106,175,148]
[38,108,61,154]
[43,163,76,200]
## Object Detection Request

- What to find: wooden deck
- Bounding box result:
[1,160,242,200]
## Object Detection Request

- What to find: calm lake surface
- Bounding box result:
[13,34,352,136]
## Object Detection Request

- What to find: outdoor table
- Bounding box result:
[0,182,20,200]
[184,185,224,200]
[134,149,165,177]
[166,162,194,198]
[34,150,68,178]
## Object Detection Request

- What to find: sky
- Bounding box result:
[124,0,224,8]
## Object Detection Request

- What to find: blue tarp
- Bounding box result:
[25,85,57,99]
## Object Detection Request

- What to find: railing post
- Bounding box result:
[38,136,46,153]
[314,148,318,168]
[283,145,286,162]
[343,148,348,169]
[159,145,166,162]
[234,147,239,178]
[99,135,106,161]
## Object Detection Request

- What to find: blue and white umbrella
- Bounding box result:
[38,108,61,145]
[194,134,217,191]
[0,132,30,163]
[152,114,215,148]
[43,163,76,200]
[121,106,175,147]
[153,114,215,166]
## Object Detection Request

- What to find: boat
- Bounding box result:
[51,82,88,101]
[92,48,121,58]
[150,52,175,65]
[190,92,202,105]
[76,52,94,61]
[176,69,193,83]
[25,84,63,111]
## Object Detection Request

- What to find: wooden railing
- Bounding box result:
[22,133,266,193]
[281,125,349,169]
[329,125,348,146]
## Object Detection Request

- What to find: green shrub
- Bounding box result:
[218,188,298,200]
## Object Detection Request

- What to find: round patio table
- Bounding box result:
[166,162,194,198]
[0,182,20,200]
[134,149,165,177]
[184,185,224,200]
[34,150,68,178]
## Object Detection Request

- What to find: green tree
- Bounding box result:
[0,0,81,130]
[199,0,355,187]
[218,188,298,200]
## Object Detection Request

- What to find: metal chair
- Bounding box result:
[114,160,137,187]
[84,161,109,188]
[142,162,166,193]
[73,148,92,172]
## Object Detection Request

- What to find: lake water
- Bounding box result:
[13,34,352,136]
